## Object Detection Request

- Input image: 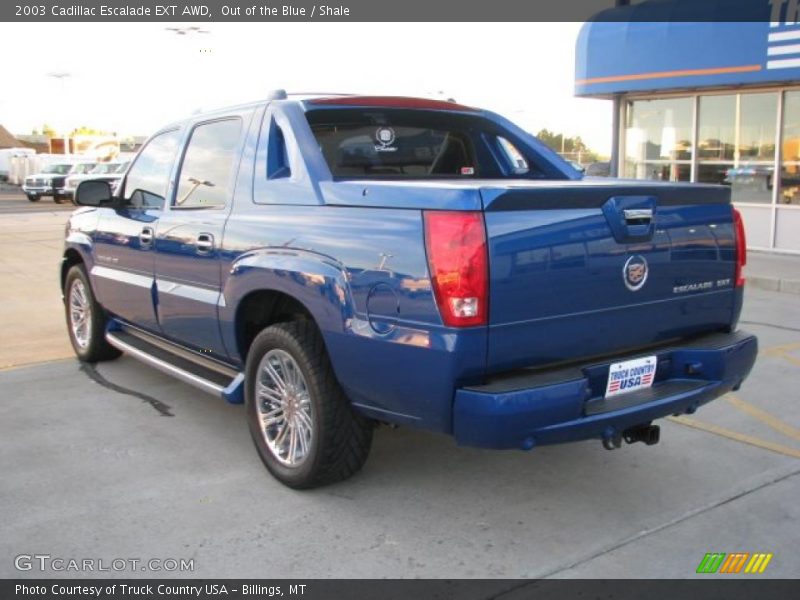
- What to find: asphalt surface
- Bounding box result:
[0,191,798,579]
[0,191,74,214]
[0,195,73,368]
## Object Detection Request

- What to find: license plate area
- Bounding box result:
[605,355,657,398]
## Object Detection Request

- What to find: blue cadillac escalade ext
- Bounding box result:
[62,92,758,488]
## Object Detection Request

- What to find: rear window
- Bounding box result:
[306,108,545,179]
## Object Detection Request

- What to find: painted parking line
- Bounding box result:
[0,357,74,372]
[668,416,800,459]
[761,342,800,355]
[775,351,800,368]
[725,393,800,444]
[761,342,800,368]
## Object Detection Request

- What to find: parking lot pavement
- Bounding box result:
[0,188,74,215]
[1,206,798,579]
[0,207,73,368]
[0,286,798,579]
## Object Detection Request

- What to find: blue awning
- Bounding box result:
[576,0,800,97]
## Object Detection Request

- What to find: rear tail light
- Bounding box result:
[423,211,488,327]
[733,207,747,287]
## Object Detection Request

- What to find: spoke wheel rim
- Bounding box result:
[256,349,313,467]
[69,279,91,349]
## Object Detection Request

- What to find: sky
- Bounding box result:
[0,22,612,155]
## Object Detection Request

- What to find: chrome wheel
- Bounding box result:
[256,349,313,467]
[69,279,91,349]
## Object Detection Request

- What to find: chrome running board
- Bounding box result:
[105,328,244,403]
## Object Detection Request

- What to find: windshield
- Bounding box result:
[90,163,117,174]
[42,164,72,175]
[306,108,553,179]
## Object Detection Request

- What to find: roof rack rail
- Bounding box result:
[286,92,359,97]
[266,90,361,101]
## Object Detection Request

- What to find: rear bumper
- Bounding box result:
[453,330,758,450]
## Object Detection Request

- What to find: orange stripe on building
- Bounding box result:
[576,64,762,85]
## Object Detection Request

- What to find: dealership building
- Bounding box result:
[577,4,800,254]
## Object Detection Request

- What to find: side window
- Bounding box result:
[496,137,529,175]
[174,118,242,208]
[123,129,181,209]
[267,119,291,179]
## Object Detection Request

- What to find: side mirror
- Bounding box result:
[75,180,114,207]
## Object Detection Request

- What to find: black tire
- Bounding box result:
[27,194,39,202]
[64,265,121,362]
[245,321,373,489]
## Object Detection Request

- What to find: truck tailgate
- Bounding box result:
[481,181,737,373]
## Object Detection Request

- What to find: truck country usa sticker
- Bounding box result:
[606,356,656,397]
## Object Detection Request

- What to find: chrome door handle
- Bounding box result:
[196,233,215,254]
[140,226,154,246]
[623,208,653,223]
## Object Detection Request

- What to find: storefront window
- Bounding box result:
[624,161,690,181]
[697,163,730,186]
[698,95,735,162]
[780,91,800,206]
[622,90,796,252]
[740,93,777,161]
[697,95,739,198]
[625,97,692,181]
[733,93,777,204]
[695,93,777,204]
